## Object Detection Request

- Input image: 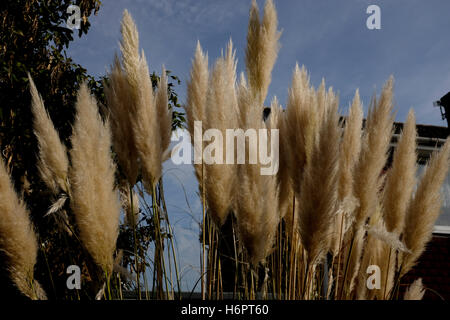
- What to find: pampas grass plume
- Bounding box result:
[331,90,363,255]
[404,278,425,300]
[338,90,363,202]
[29,74,69,194]
[0,157,46,299]
[203,41,238,225]
[186,41,209,138]
[285,64,315,196]
[298,92,340,265]
[343,78,395,296]
[104,56,139,185]
[353,77,395,230]
[245,0,280,106]
[185,42,209,195]
[120,11,162,187]
[235,89,279,264]
[70,83,121,275]
[383,109,417,234]
[402,138,450,275]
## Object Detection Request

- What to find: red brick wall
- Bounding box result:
[402,234,450,300]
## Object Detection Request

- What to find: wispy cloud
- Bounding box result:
[135,0,248,29]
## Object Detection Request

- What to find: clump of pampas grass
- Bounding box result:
[70,83,121,276]
[340,79,395,296]
[0,157,46,300]
[373,110,417,299]
[179,0,450,299]
[234,0,281,262]
[166,0,450,300]
[184,0,282,265]
[4,0,447,301]
[104,9,180,300]
[28,75,122,295]
[105,10,172,190]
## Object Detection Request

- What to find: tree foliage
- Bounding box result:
[0,0,184,299]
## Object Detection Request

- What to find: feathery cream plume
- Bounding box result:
[285,64,316,196]
[354,205,383,300]
[119,10,141,95]
[275,100,297,238]
[368,109,417,299]
[353,77,395,230]
[342,78,395,297]
[133,54,162,188]
[0,157,46,299]
[297,92,340,265]
[236,169,279,264]
[245,0,261,102]
[315,79,330,129]
[237,72,251,128]
[404,278,425,300]
[29,74,69,194]
[267,98,289,237]
[70,83,121,275]
[245,0,280,107]
[186,41,209,138]
[235,87,279,264]
[185,42,209,196]
[359,220,410,299]
[383,109,417,234]
[270,97,294,223]
[110,10,167,189]
[104,56,139,185]
[203,40,238,225]
[338,90,363,202]
[332,90,363,256]
[366,225,410,253]
[401,138,450,275]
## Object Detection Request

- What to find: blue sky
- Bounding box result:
[67,0,450,291]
